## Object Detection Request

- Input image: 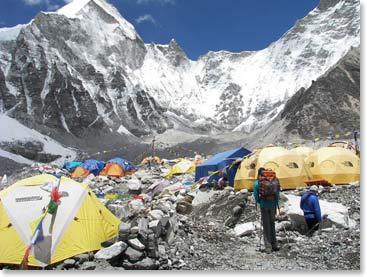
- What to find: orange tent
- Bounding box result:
[100,157,137,177]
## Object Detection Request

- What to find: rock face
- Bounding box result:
[0,0,360,144]
[280,47,360,139]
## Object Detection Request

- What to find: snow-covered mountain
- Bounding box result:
[0,0,360,143]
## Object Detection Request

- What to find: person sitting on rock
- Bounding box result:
[300,185,322,236]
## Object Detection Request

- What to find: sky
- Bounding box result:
[0,0,321,60]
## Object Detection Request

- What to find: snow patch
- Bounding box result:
[0,114,76,166]
[0,24,26,41]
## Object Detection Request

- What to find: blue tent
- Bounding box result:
[80,159,106,175]
[107,157,136,172]
[62,161,82,172]
[195,147,251,186]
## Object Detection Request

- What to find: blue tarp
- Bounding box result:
[107,157,136,172]
[80,159,106,175]
[62,161,82,172]
[195,147,251,186]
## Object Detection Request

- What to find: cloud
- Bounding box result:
[22,0,45,5]
[136,0,175,6]
[22,0,61,11]
[135,14,157,25]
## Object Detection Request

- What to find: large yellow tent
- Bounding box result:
[165,159,196,179]
[234,146,308,191]
[305,147,360,184]
[0,175,120,267]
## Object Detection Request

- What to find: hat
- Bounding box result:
[309,185,318,192]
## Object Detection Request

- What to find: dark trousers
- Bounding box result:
[305,218,319,235]
[261,207,277,250]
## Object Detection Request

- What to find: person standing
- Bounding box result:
[300,185,322,236]
[253,167,281,253]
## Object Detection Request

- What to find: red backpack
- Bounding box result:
[259,169,280,201]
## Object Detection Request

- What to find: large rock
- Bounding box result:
[128,238,146,251]
[234,222,259,237]
[94,241,127,260]
[124,247,144,262]
[284,194,356,229]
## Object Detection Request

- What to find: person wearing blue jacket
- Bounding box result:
[253,167,281,253]
[300,185,322,236]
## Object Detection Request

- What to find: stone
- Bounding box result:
[63,259,76,269]
[118,222,131,241]
[107,204,132,221]
[80,261,97,270]
[124,247,144,262]
[158,245,166,257]
[284,194,356,229]
[94,241,127,260]
[149,220,162,237]
[149,209,164,221]
[128,238,146,251]
[129,199,145,214]
[234,222,259,236]
[133,257,159,270]
[74,253,90,264]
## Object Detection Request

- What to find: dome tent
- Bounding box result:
[0,175,120,267]
[234,146,309,191]
[100,157,136,177]
[305,147,360,185]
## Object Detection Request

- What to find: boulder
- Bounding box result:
[128,238,146,251]
[94,241,127,260]
[284,194,356,229]
[234,222,259,237]
[149,220,162,237]
[124,247,144,262]
[63,259,76,269]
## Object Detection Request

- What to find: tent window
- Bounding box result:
[309,162,315,168]
[342,161,354,167]
[287,162,299,168]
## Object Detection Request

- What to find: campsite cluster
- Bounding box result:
[0,143,360,270]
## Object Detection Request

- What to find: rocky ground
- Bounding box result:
[0,162,360,271]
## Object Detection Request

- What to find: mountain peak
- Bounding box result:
[57,0,137,40]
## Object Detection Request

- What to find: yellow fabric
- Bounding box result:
[234,152,258,191]
[165,159,196,178]
[306,147,360,184]
[0,175,120,267]
[290,147,315,160]
[140,156,161,164]
[234,146,308,191]
[51,189,120,264]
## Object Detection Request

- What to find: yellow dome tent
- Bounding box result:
[165,159,196,179]
[0,175,120,267]
[140,156,161,165]
[234,146,308,191]
[305,147,360,184]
